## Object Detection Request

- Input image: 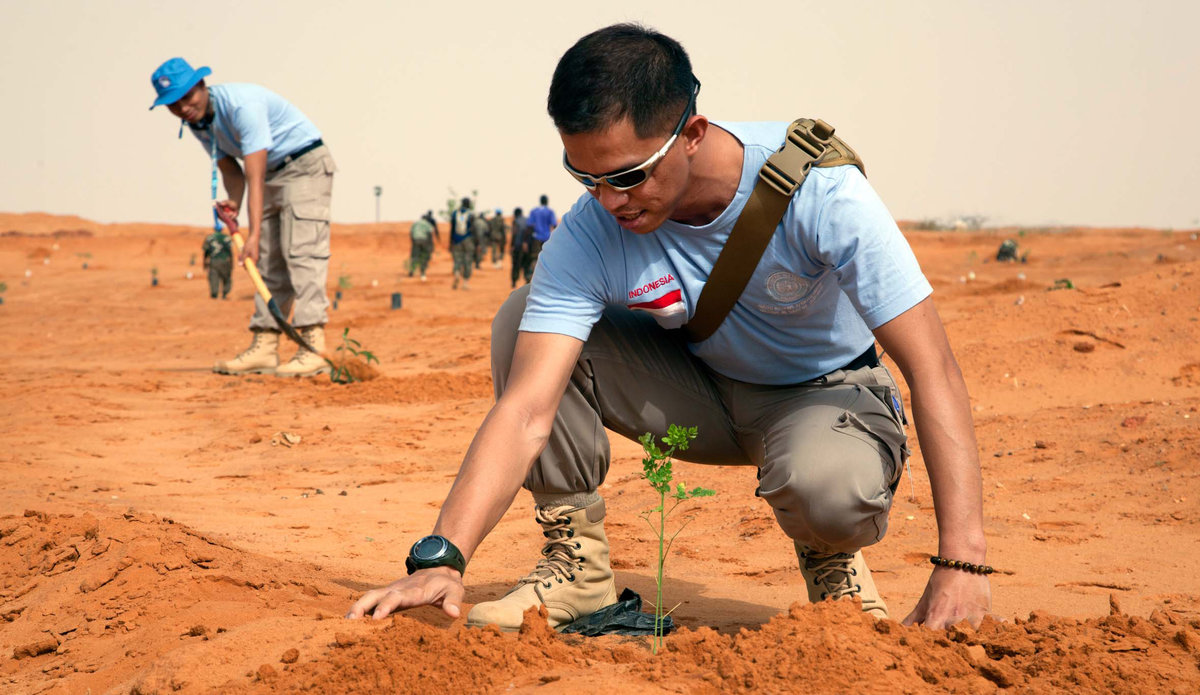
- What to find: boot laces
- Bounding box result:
[803,551,860,600]
[516,505,583,589]
[286,329,320,363]
[237,332,267,359]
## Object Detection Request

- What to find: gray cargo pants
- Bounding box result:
[249,145,335,331]
[492,285,909,553]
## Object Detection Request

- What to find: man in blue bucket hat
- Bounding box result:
[150,57,336,378]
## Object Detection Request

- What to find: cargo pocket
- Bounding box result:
[833,385,909,493]
[285,198,331,259]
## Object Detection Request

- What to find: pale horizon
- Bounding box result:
[2,1,1197,229]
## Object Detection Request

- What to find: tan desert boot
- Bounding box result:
[276,325,330,378]
[796,543,889,619]
[467,498,618,631]
[213,330,279,375]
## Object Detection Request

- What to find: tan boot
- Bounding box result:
[275,325,331,378]
[467,497,618,631]
[213,331,279,375]
[796,543,889,619]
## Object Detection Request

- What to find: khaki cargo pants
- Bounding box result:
[492,285,910,553]
[249,145,335,331]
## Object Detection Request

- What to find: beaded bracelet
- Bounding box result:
[930,555,995,575]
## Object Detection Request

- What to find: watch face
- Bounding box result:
[412,535,449,561]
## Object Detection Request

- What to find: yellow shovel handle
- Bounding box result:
[228,230,274,302]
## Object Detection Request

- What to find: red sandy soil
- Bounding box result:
[1,212,1198,694]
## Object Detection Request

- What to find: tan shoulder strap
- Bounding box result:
[683,118,864,343]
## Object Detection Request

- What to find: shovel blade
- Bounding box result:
[267,298,318,354]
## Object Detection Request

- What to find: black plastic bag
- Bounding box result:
[558,588,674,637]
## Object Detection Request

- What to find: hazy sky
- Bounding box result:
[2,1,1197,228]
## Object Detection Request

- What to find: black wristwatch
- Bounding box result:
[405,535,467,576]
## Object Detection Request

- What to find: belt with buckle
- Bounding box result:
[269,138,323,173]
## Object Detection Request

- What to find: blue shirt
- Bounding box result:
[188,84,321,169]
[520,121,933,385]
[527,205,558,242]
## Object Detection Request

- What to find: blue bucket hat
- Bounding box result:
[149,57,211,110]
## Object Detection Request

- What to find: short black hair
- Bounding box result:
[513,207,523,216]
[539,195,548,205]
[548,23,695,138]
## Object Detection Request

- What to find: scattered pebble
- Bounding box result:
[1015,295,1025,305]
[280,648,299,664]
[338,491,347,496]
[1022,513,1031,520]
[905,515,915,521]
[1073,342,1095,353]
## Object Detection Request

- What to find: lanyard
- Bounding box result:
[209,125,221,232]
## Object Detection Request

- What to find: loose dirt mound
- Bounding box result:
[225,600,1200,694]
[0,511,353,694]
[324,353,381,383]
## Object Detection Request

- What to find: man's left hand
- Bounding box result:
[902,568,991,629]
[239,233,260,265]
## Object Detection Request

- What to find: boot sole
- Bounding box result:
[274,367,332,378]
[213,367,277,375]
[465,619,521,633]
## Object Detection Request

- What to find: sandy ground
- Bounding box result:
[1,211,1198,693]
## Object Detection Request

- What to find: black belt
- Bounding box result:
[841,345,880,372]
[269,138,323,173]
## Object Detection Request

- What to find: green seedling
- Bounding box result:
[638,424,714,654]
[337,274,352,291]
[1051,278,1074,290]
[326,327,379,384]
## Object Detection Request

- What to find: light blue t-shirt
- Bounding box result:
[188,84,321,169]
[520,120,932,385]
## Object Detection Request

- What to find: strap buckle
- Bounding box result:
[758,119,835,197]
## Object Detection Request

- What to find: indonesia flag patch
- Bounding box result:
[628,288,686,322]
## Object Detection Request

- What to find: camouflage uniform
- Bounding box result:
[408,217,436,278]
[471,214,490,269]
[202,231,233,299]
[488,213,507,265]
[450,206,476,288]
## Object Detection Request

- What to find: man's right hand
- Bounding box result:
[344,566,465,620]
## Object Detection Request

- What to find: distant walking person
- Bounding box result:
[525,194,558,278]
[408,210,440,281]
[509,207,534,288]
[202,227,233,299]
[150,57,336,377]
[449,197,476,290]
[471,211,490,269]
[488,208,507,268]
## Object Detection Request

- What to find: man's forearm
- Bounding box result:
[909,364,987,562]
[218,159,245,209]
[431,399,551,563]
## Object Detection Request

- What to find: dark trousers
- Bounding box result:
[207,258,232,298]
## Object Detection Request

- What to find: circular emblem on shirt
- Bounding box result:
[765,271,810,303]
[158,76,172,88]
